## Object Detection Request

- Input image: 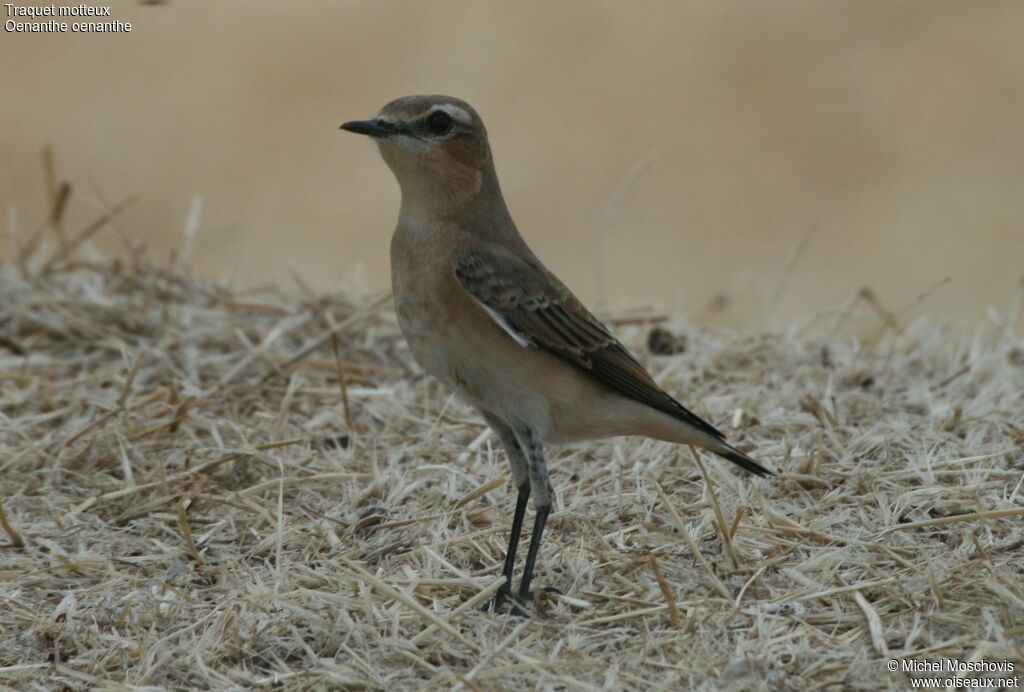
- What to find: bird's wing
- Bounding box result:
[454,245,726,441]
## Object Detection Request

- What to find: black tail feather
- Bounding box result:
[714,442,773,477]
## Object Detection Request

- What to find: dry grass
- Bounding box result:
[1,228,1023,690]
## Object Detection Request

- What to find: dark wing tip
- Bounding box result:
[714,443,774,477]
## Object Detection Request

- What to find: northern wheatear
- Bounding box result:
[341,95,771,614]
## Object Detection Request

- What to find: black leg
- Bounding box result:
[517,500,550,600]
[491,480,529,610]
[478,413,531,614]
[514,426,552,605]
[477,419,553,616]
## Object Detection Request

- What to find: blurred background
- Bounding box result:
[2,0,1022,331]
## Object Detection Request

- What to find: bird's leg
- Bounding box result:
[518,503,550,603]
[480,414,530,613]
[498,480,530,606]
[516,426,552,605]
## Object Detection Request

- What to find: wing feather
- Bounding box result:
[454,246,725,441]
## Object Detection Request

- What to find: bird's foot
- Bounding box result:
[480,586,563,617]
[479,585,513,614]
[480,587,530,617]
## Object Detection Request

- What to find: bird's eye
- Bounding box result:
[425,110,454,136]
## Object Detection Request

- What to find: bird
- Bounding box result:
[340,95,771,614]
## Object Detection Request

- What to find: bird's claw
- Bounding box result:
[480,586,563,617]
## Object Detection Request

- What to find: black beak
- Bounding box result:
[340,118,394,138]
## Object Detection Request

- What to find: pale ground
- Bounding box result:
[0,228,1022,689]
[2,1,1023,331]
[2,3,1023,689]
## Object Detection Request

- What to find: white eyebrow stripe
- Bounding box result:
[434,103,473,125]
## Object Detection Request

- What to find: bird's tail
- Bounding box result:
[628,403,773,476]
[710,440,773,477]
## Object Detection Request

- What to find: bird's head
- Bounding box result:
[341,95,494,211]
